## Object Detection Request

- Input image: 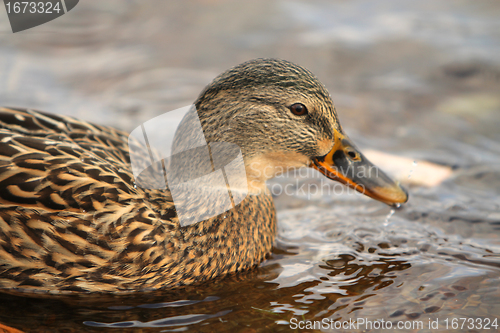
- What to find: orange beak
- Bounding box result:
[312,134,408,207]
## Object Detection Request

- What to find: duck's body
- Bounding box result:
[0,59,407,294]
[0,108,275,293]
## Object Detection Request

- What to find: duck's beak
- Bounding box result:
[311,134,408,207]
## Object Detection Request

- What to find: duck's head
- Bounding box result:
[190,58,407,206]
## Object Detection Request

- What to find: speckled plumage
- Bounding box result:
[0,58,366,294]
[0,106,276,293]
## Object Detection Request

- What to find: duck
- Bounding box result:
[0,58,408,294]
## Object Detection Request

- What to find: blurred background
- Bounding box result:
[0,1,499,332]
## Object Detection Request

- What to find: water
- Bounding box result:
[0,0,499,332]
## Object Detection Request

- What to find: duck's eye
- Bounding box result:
[289,103,308,116]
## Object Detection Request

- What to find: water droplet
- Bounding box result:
[384,209,395,226]
[408,160,417,179]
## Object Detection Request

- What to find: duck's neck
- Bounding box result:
[244,151,311,194]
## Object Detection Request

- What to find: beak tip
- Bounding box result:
[402,186,409,203]
[376,183,408,208]
[388,184,409,208]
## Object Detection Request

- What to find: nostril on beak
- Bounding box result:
[345,149,359,160]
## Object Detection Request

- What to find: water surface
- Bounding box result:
[0,0,499,332]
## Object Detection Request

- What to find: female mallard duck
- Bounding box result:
[0,59,407,294]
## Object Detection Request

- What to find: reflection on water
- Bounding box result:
[0,0,499,332]
[0,205,497,332]
[0,195,498,332]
